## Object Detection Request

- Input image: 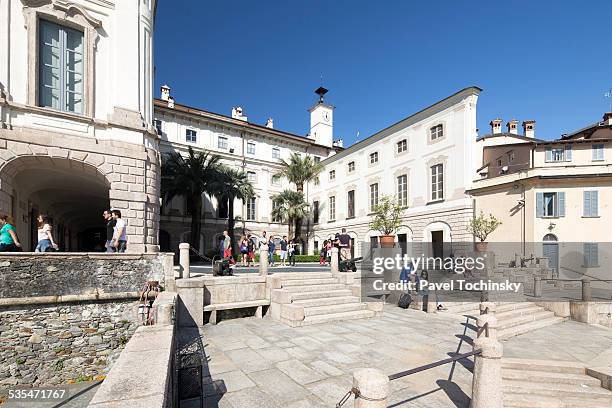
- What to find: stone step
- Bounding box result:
[498,310,555,329]
[495,304,543,319]
[284,284,347,293]
[503,392,612,408]
[495,302,539,313]
[502,368,602,387]
[272,272,333,280]
[300,309,375,326]
[504,381,612,399]
[498,316,566,339]
[502,358,586,375]
[281,278,339,287]
[292,296,360,308]
[289,289,353,301]
[303,302,368,317]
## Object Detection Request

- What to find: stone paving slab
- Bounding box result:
[188,304,612,407]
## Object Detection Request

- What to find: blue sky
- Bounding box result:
[154,1,611,144]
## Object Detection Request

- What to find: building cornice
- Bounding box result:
[319,86,482,165]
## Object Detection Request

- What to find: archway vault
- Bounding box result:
[0,156,111,251]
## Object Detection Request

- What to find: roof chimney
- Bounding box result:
[507,119,519,135]
[522,120,535,138]
[603,112,612,126]
[490,118,503,135]
[265,118,274,129]
[167,96,175,109]
[160,84,171,101]
[231,107,248,122]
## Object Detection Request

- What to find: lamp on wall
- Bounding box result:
[548,222,556,230]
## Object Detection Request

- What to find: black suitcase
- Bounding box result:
[398,293,412,309]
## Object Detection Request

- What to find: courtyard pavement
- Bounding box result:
[177,305,612,408]
[190,263,329,276]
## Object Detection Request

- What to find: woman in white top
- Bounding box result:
[35,214,58,252]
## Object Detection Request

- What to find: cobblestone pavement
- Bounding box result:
[182,304,612,408]
[2,381,101,408]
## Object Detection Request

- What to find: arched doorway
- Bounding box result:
[543,233,559,278]
[0,156,110,251]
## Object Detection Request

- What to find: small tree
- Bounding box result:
[369,196,403,235]
[468,211,502,242]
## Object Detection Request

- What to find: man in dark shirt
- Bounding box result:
[337,228,351,261]
[103,210,116,253]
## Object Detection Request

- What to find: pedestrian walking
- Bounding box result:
[288,239,296,266]
[35,214,58,252]
[222,230,232,260]
[246,234,255,266]
[0,215,22,252]
[111,210,127,252]
[319,240,327,265]
[268,235,275,267]
[239,235,249,267]
[279,235,288,266]
[337,228,351,261]
[258,231,267,249]
[103,209,116,253]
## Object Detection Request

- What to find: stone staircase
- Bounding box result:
[269,272,382,327]
[441,301,566,339]
[502,358,612,407]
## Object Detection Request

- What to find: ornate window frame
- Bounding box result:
[22,0,101,118]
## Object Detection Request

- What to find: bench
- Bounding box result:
[203,299,270,324]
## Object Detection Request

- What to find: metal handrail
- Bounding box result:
[388,349,482,381]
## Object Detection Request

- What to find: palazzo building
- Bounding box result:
[0,0,160,252]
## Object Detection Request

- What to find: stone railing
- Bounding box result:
[88,292,177,408]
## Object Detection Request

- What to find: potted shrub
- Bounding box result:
[369,196,404,248]
[468,211,502,251]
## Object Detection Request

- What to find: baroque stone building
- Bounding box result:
[0,0,160,252]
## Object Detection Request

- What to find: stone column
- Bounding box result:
[331,247,339,275]
[582,277,592,301]
[259,244,269,276]
[533,276,542,298]
[470,337,503,408]
[353,368,389,408]
[179,243,190,279]
[476,314,498,340]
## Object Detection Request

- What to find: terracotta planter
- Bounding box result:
[475,241,488,252]
[379,235,395,248]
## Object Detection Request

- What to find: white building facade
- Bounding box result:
[309,87,481,257]
[154,88,341,253]
[0,0,161,252]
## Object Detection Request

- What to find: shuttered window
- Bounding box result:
[583,191,598,217]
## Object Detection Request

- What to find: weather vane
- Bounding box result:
[605,88,612,112]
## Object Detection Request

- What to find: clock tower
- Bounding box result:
[308,87,334,148]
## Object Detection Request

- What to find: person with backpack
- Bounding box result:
[246,234,255,267]
[0,215,22,252]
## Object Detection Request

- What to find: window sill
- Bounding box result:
[328,219,336,223]
[427,199,445,205]
[581,216,600,218]
[581,265,600,268]
[346,216,355,220]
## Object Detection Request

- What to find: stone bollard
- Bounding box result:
[582,277,592,301]
[156,303,174,325]
[179,243,190,279]
[470,336,503,408]
[479,302,496,315]
[534,276,542,298]
[353,368,389,408]
[476,314,498,340]
[259,244,269,276]
[331,247,339,275]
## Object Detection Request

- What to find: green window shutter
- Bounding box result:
[557,192,565,217]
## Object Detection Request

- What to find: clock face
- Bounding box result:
[323,112,330,122]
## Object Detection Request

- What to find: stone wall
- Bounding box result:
[0,300,139,386]
[0,253,175,387]
[0,253,175,299]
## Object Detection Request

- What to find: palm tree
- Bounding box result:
[275,153,323,242]
[210,166,254,254]
[271,190,309,240]
[275,153,323,193]
[161,147,222,251]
